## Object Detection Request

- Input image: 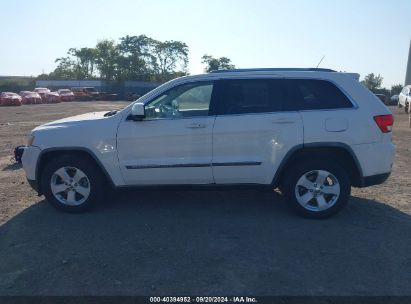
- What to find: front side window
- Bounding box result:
[145,82,213,119]
[285,79,353,110]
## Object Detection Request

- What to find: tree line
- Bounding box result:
[30,34,407,94]
[39,35,235,82]
[361,73,403,96]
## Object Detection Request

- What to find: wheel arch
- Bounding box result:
[272,143,364,188]
[36,147,115,194]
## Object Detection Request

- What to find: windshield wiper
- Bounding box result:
[104,110,118,117]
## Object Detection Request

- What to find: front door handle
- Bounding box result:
[186,123,206,128]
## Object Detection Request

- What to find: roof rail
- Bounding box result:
[210,68,337,73]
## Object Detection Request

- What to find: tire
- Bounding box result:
[405,104,409,114]
[281,159,351,219]
[41,155,105,212]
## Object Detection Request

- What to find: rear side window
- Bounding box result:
[214,79,285,115]
[285,79,353,110]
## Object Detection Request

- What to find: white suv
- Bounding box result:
[398,85,411,113]
[22,68,395,218]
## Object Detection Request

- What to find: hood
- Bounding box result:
[32,111,109,132]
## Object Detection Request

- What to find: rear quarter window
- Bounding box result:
[285,79,353,110]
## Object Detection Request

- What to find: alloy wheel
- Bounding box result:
[50,166,91,206]
[294,170,340,212]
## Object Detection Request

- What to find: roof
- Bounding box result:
[210,68,337,73]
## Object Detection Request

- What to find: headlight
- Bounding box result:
[27,135,35,146]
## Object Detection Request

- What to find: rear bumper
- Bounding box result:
[361,172,391,187]
[351,142,395,177]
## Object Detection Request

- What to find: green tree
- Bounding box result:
[46,35,190,82]
[68,47,97,79]
[153,40,189,81]
[117,35,157,80]
[361,73,383,92]
[201,54,235,72]
[390,83,403,96]
[49,56,76,79]
[95,40,120,81]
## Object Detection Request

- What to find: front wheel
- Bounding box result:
[281,160,351,219]
[41,155,105,212]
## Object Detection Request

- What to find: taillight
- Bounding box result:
[374,114,394,133]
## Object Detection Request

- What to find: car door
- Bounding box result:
[117,81,216,185]
[211,78,303,184]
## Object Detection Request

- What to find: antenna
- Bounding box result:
[315,55,325,68]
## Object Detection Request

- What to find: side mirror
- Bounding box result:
[130,102,145,120]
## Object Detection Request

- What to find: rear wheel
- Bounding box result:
[41,155,105,212]
[405,103,409,113]
[281,159,351,219]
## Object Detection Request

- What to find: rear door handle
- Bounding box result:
[272,119,296,124]
[186,123,206,128]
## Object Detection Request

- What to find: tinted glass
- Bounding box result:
[215,79,285,115]
[285,79,353,110]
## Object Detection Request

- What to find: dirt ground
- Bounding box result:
[0,102,410,295]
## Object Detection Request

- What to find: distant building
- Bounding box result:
[406,40,411,86]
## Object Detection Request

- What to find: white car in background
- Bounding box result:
[398,85,411,113]
[22,68,395,218]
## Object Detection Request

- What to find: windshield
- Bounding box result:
[85,88,97,92]
[59,89,71,93]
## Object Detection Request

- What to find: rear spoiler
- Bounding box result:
[344,73,360,81]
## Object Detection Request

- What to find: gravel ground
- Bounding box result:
[0,102,410,295]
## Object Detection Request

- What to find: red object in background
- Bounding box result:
[34,87,51,102]
[58,89,75,102]
[20,91,43,105]
[44,91,61,103]
[0,92,22,106]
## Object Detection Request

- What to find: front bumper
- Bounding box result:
[27,178,40,194]
[22,145,41,180]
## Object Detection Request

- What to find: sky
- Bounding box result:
[0,0,410,88]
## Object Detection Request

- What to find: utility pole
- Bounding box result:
[405,39,411,86]
[405,40,411,128]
